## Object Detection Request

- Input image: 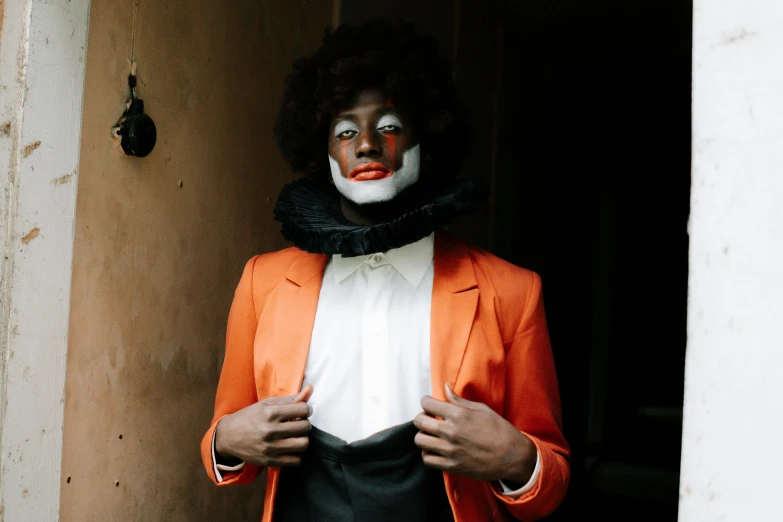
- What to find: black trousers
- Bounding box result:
[274,422,454,522]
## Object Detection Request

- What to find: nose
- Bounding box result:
[355,129,382,158]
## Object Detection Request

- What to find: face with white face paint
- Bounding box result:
[327,89,420,205]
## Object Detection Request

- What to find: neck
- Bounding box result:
[339,198,400,226]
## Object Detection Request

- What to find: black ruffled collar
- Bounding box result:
[273,178,487,257]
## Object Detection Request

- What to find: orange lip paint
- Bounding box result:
[348,161,392,182]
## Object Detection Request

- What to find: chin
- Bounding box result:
[332,175,419,205]
[354,197,395,206]
[328,145,421,206]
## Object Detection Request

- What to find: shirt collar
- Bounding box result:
[331,232,435,289]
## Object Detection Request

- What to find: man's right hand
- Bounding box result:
[214,385,313,467]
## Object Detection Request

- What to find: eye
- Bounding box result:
[337,129,358,139]
[333,121,359,140]
[377,114,403,133]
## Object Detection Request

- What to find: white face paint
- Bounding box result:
[329,113,421,205]
[330,145,421,205]
[333,120,360,139]
[376,113,403,133]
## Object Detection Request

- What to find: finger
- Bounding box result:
[271,419,311,440]
[421,451,452,471]
[296,384,314,403]
[262,395,297,406]
[270,436,309,455]
[414,432,451,455]
[268,401,312,422]
[267,455,303,467]
[261,384,314,406]
[413,412,443,436]
[420,395,461,420]
[444,382,484,411]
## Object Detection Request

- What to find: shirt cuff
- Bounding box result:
[211,426,246,483]
[497,449,541,498]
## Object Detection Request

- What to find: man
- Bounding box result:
[201,19,569,522]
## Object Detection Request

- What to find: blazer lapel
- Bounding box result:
[273,251,328,396]
[430,230,479,400]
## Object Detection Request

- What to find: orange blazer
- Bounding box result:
[201,230,570,522]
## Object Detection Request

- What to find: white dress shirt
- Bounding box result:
[213,233,540,495]
[303,233,435,443]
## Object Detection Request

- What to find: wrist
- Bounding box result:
[500,432,537,484]
[214,414,235,458]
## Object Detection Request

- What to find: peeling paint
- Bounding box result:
[22,140,41,157]
[1,122,10,136]
[21,227,40,244]
[52,173,74,185]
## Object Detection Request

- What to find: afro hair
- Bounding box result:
[273,18,472,188]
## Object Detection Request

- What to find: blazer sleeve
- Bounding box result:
[200,256,262,486]
[492,271,570,520]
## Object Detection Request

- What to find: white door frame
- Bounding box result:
[0,0,91,519]
[680,0,783,520]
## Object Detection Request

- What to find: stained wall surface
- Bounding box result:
[60,1,332,520]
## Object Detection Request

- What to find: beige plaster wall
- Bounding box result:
[60,1,332,520]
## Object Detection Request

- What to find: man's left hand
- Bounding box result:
[413,383,537,485]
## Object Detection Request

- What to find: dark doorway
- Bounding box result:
[494,2,692,520]
[342,1,692,519]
